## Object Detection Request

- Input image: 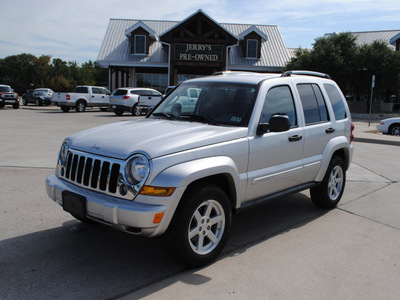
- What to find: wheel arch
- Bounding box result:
[315,136,352,182]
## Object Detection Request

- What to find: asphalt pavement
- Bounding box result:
[0,106,399,300]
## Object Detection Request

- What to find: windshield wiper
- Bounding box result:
[179,114,220,125]
[152,112,177,120]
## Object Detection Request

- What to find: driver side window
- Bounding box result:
[262,85,297,127]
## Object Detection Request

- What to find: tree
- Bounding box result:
[286,32,359,94]
[286,33,400,107]
[0,53,109,93]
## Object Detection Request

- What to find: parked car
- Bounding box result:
[22,91,52,106]
[0,84,19,109]
[110,88,163,116]
[376,117,400,136]
[34,88,54,97]
[53,86,111,112]
[46,70,354,267]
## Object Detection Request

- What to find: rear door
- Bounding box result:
[295,81,335,181]
[91,87,109,105]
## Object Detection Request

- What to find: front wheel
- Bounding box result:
[164,183,231,267]
[310,156,346,208]
[389,124,400,136]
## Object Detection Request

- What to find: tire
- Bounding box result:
[164,183,231,267]
[310,156,346,208]
[61,106,70,112]
[13,102,20,109]
[35,99,41,106]
[114,109,124,116]
[100,107,108,112]
[132,104,141,116]
[75,101,86,112]
[389,124,400,136]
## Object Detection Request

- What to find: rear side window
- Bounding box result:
[297,84,329,125]
[74,87,88,93]
[324,84,347,120]
[262,85,297,127]
[113,89,128,96]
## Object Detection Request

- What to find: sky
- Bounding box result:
[1,0,400,64]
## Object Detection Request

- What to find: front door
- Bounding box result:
[246,85,304,202]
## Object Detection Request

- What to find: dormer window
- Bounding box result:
[135,35,146,54]
[247,39,258,58]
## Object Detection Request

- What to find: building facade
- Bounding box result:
[96,10,292,92]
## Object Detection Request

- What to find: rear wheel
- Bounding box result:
[164,183,231,267]
[114,109,124,116]
[75,101,86,112]
[389,124,400,136]
[132,104,141,116]
[310,156,346,208]
[61,106,70,112]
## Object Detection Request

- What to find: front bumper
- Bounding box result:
[45,173,169,236]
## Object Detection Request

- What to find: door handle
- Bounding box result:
[289,135,302,142]
[326,128,335,134]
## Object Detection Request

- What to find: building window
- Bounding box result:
[247,39,258,58]
[135,35,146,54]
[136,73,168,92]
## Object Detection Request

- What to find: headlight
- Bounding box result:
[124,154,150,185]
[59,139,70,165]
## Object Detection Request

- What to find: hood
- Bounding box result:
[69,118,248,160]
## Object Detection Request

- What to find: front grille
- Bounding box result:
[61,149,128,199]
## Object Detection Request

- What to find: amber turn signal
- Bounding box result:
[140,186,176,197]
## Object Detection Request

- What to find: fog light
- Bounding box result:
[119,184,128,196]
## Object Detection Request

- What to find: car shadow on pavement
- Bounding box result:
[0,192,327,299]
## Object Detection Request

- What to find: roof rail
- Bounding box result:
[213,71,259,76]
[281,70,331,79]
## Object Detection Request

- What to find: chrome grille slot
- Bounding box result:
[61,149,127,199]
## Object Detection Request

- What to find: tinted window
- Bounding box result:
[297,84,329,125]
[262,86,297,127]
[113,89,128,96]
[74,87,88,93]
[92,87,102,94]
[324,84,347,120]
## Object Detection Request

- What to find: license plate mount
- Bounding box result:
[62,191,86,220]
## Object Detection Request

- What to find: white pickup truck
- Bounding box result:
[53,86,111,112]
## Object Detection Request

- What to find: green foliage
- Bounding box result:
[0,54,108,94]
[286,32,400,102]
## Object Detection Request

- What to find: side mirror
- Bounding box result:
[256,115,291,135]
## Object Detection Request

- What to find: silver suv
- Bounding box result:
[46,71,354,266]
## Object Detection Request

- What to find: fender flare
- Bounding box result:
[150,156,241,205]
[315,136,351,182]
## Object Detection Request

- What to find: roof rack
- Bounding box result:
[281,70,331,79]
[213,71,260,76]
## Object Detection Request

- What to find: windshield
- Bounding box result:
[151,81,257,127]
[0,86,11,92]
[34,91,47,96]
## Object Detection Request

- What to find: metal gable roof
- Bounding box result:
[324,30,400,50]
[96,18,291,70]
